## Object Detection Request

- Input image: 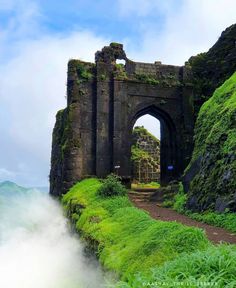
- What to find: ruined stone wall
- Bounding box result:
[50,43,194,196]
[132,127,160,183]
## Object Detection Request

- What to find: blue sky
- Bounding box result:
[0,0,236,187]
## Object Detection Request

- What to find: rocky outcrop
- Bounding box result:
[188,24,236,116]
[183,72,236,212]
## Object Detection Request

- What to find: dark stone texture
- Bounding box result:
[187,24,236,117]
[184,72,236,213]
[182,156,202,193]
[50,43,195,196]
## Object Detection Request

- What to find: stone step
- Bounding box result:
[129,191,156,196]
[128,190,157,202]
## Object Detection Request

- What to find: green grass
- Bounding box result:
[185,211,236,233]
[62,178,236,287]
[168,184,236,233]
[131,182,160,189]
[63,179,209,279]
[117,245,236,288]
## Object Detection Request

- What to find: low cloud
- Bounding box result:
[0,28,108,186]
[0,189,106,288]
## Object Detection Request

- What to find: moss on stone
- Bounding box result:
[131,145,150,161]
[131,126,160,183]
[135,73,159,85]
[68,59,95,82]
[187,24,236,114]
[76,62,93,80]
[113,63,128,80]
[185,72,236,212]
[133,126,160,143]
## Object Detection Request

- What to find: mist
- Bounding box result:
[0,189,107,288]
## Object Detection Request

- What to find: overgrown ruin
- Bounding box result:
[131,126,160,183]
[50,43,194,196]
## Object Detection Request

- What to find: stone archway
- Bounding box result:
[50,43,195,196]
[129,105,178,185]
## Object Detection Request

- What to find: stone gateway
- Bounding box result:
[50,43,194,196]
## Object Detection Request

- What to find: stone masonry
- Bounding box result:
[50,43,194,196]
[132,126,160,183]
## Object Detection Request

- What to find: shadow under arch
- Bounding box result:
[129,104,178,185]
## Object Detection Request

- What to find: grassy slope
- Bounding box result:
[166,185,236,233]
[62,178,236,287]
[186,72,236,211]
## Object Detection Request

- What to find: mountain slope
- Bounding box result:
[183,72,236,212]
[188,24,236,115]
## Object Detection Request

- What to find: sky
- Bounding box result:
[0,0,236,187]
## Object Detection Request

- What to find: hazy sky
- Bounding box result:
[0,0,236,186]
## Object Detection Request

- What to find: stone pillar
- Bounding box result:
[96,62,113,177]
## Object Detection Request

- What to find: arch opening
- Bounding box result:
[116,59,126,65]
[127,105,178,187]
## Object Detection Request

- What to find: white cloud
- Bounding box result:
[0,190,105,288]
[1,31,107,157]
[124,0,236,65]
[0,15,108,185]
[0,168,16,178]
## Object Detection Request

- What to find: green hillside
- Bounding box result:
[184,72,236,212]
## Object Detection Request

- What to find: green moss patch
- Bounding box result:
[167,184,236,233]
[118,245,236,288]
[62,179,210,281]
[185,72,236,212]
[62,179,236,287]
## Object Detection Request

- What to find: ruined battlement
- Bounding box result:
[50,43,195,196]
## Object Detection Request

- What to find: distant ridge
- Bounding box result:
[0,181,49,196]
[0,181,28,194]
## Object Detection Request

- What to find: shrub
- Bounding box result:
[97,174,127,197]
[63,178,210,282]
[173,183,187,213]
[77,62,93,80]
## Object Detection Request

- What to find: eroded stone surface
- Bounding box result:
[50,43,194,196]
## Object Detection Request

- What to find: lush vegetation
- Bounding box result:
[135,73,160,85]
[113,63,128,80]
[61,178,236,287]
[163,183,236,233]
[97,174,127,197]
[131,145,151,162]
[132,126,160,143]
[131,182,160,189]
[117,245,236,288]
[184,72,236,212]
[187,24,236,114]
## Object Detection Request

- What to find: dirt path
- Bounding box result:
[129,196,236,245]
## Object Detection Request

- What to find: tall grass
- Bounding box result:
[170,184,236,233]
[62,179,236,287]
[117,245,236,288]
